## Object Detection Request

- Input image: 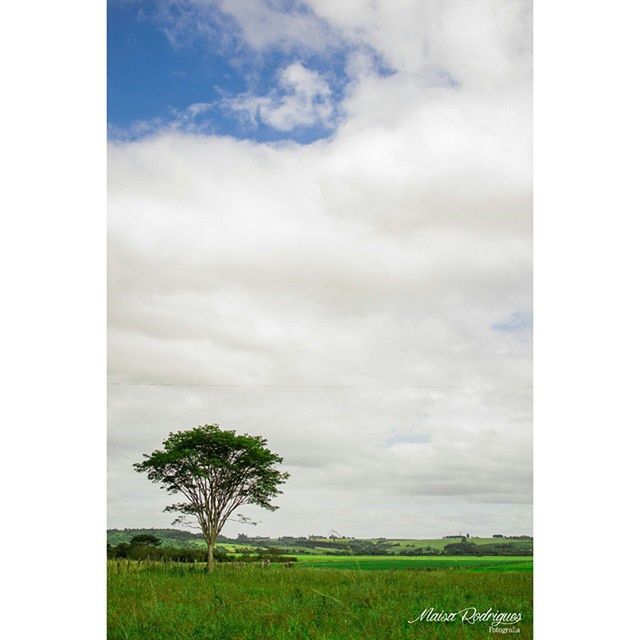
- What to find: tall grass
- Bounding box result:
[108,561,532,639]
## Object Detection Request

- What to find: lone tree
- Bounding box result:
[133,424,289,572]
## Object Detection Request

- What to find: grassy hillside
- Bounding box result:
[388,537,533,554]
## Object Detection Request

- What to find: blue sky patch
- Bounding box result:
[107,0,388,143]
[491,312,533,333]
[386,433,432,447]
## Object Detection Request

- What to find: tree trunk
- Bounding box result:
[206,540,214,573]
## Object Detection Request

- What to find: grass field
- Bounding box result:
[297,555,533,571]
[108,558,532,639]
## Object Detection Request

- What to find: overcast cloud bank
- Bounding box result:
[108,0,532,537]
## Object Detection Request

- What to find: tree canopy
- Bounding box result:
[129,534,161,547]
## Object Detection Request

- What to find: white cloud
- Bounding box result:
[108,0,532,536]
[109,102,217,140]
[307,0,532,84]
[225,62,336,131]
[160,1,531,86]
[214,0,338,52]
[156,0,339,54]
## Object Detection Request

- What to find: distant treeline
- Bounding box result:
[107,530,532,557]
[383,541,532,557]
[238,536,533,557]
[107,534,296,564]
[108,543,223,563]
[270,537,393,556]
[442,539,532,556]
[107,528,233,543]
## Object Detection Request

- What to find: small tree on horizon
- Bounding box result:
[133,424,289,572]
[130,533,161,547]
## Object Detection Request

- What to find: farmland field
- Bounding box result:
[297,554,533,571]
[108,558,533,639]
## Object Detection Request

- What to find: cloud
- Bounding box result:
[214,0,338,53]
[224,62,336,131]
[153,0,339,54]
[199,0,532,87]
[307,0,532,84]
[108,0,532,537]
[157,1,531,87]
[108,102,217,141]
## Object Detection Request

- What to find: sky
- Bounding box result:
[107,0,533,538]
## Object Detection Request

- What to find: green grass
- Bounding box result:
[108,560,532,639]
[296,555,533,571]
